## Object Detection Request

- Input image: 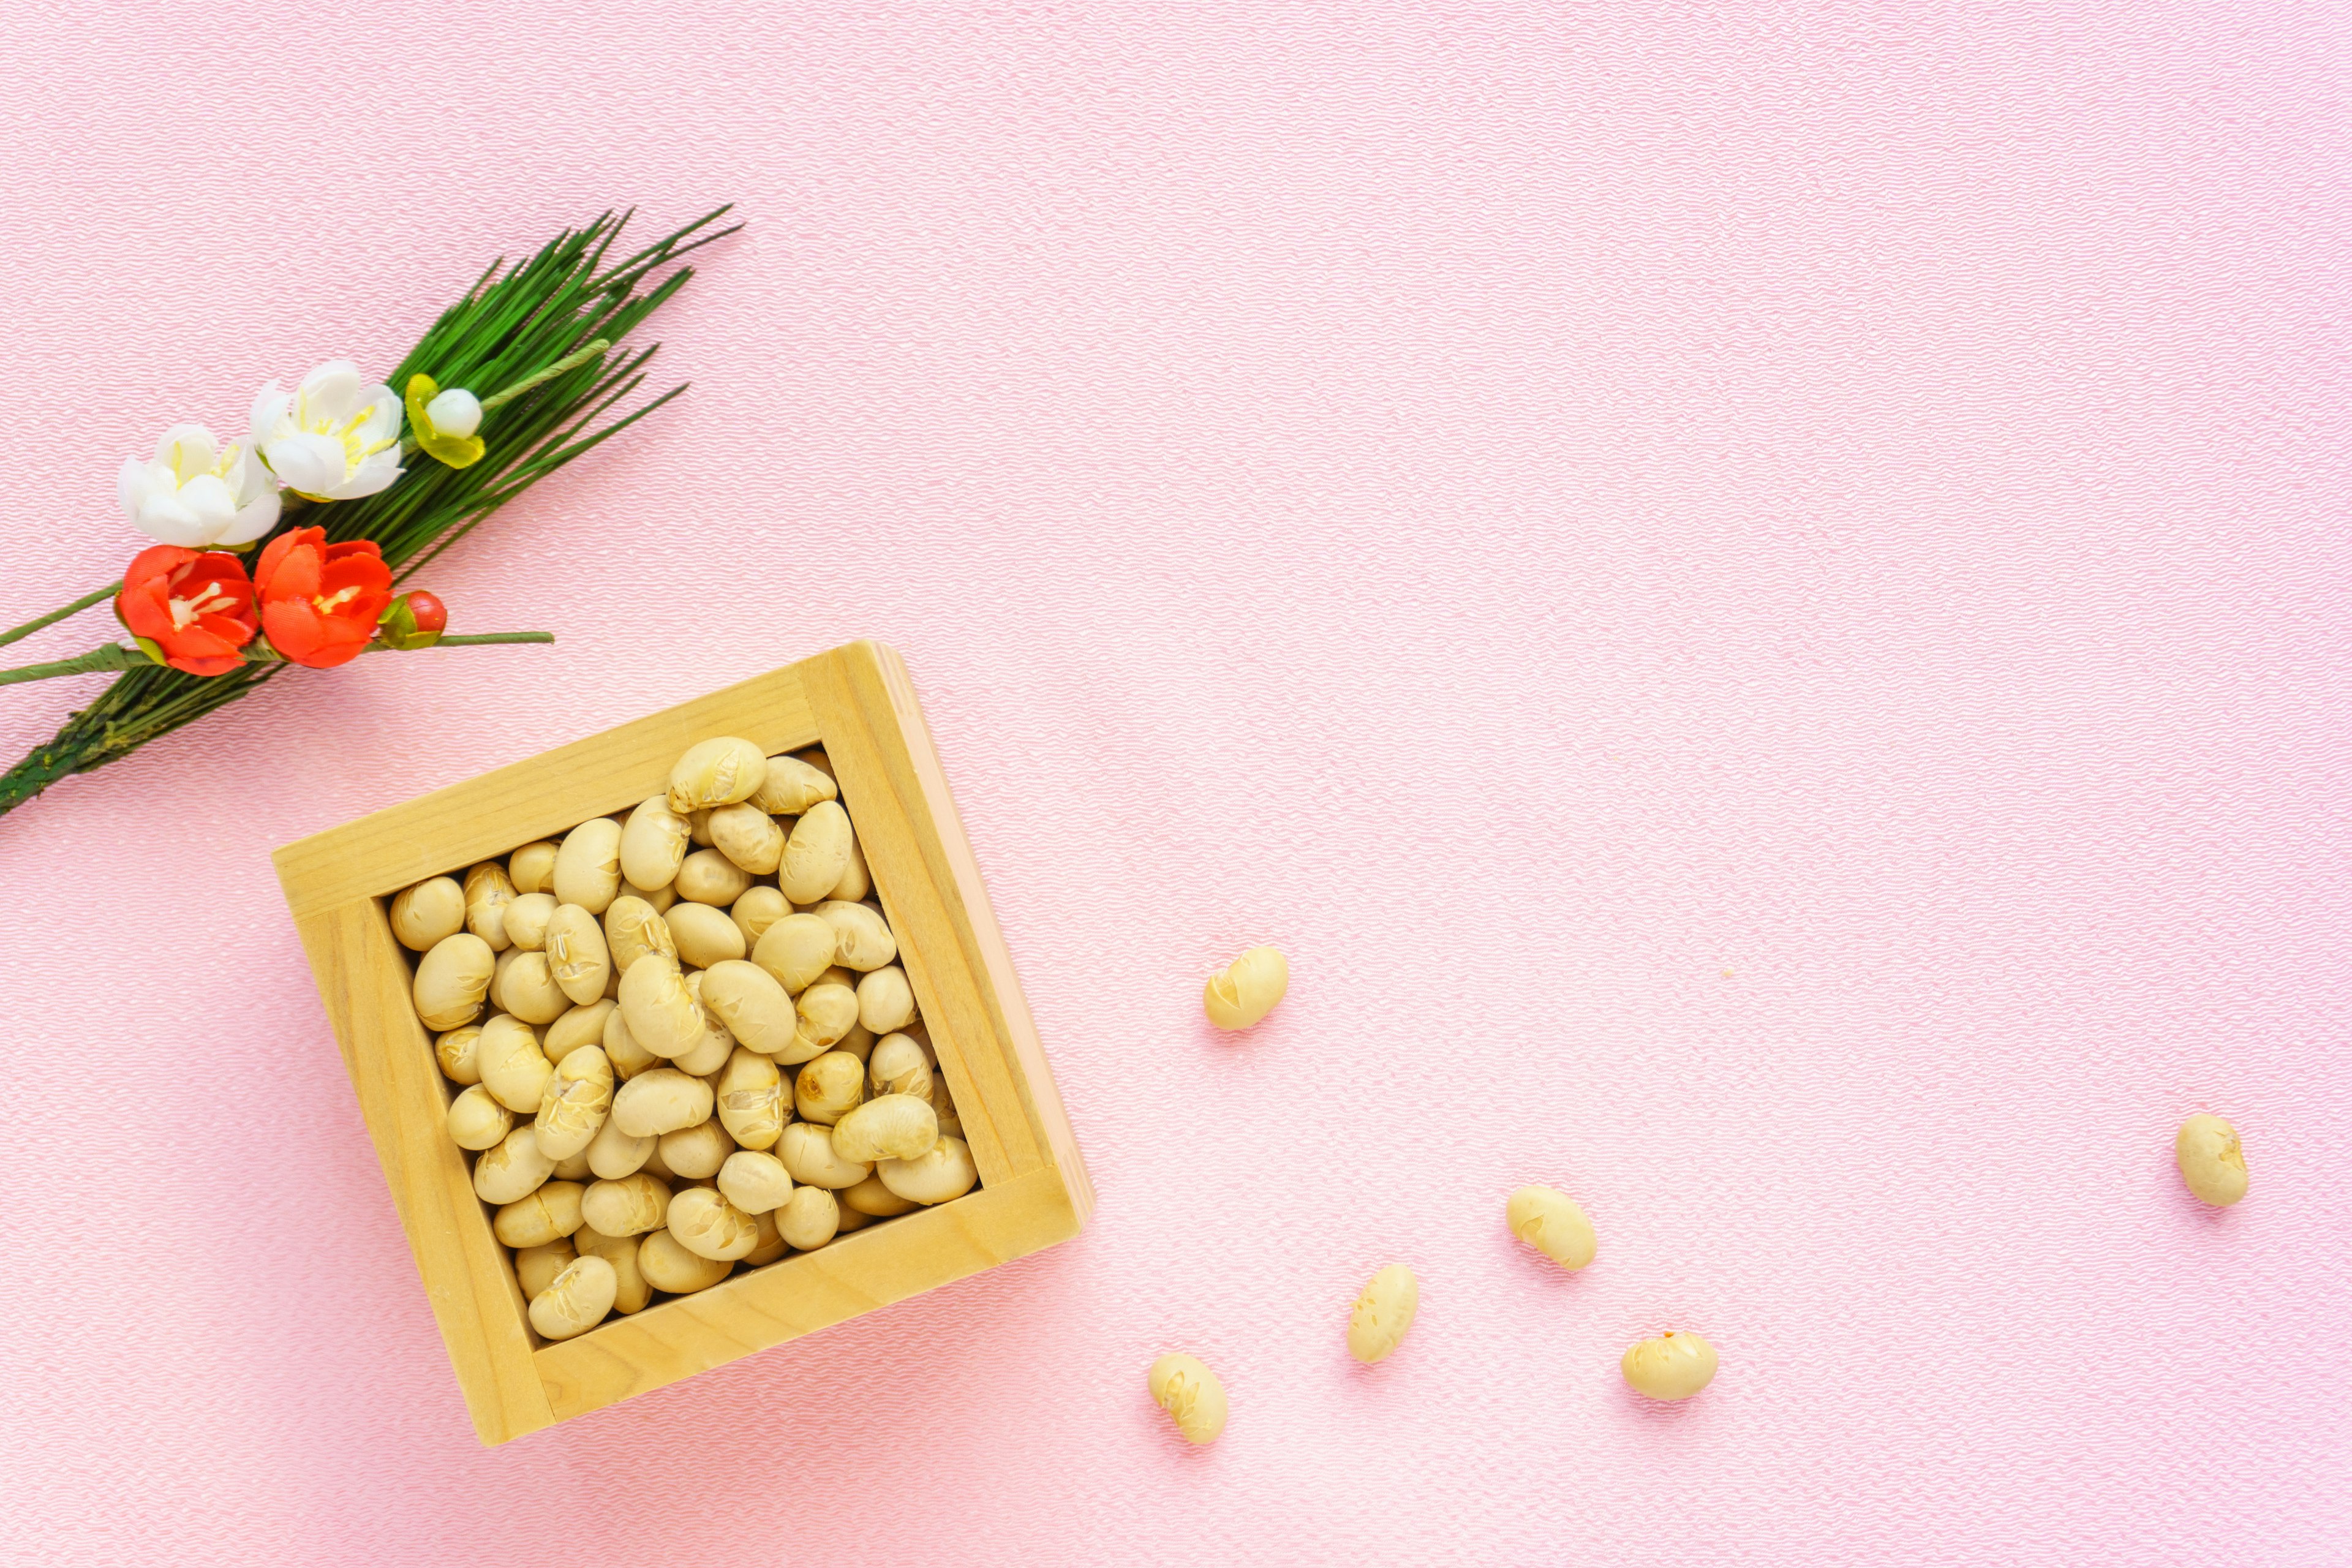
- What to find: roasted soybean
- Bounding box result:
[533,1046,614,1159]
[665,901,747,969]
[502,892,557,953]
[530,1256,619,1341]
[876,1134,976,1206]
[658,1117,736,1179]
[611,1066,715,1138]
[463,862,517,951]
[831,1093,938,1163]
[413,933,496,1031]
[494,1181,584,1248]
[1621,1332,1717,1401]
[776,1185,841,1250]
[856,965,917,1035]
[676,848,752,907]
[543,905,612,1006]
[1149,1354,1227,1445]
[620,796,693,891]
[552,818,624,913]
[507,840,559,895]
[391,877,466,951]
[1204,946,1287,1030]
[779,802,856,904]
[753,913,837,997]
[2176,1114,2249,1206]
[581,1174,671,1237]
[668,1186,759,1261]
[1507,1186,1597,1270]
[717,1150,794,1213]
[667,736,767,813]
[447,1084,515,1150]
[1346,1264,1419,1363]
[638,1229,732,1294]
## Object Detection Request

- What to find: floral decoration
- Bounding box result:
[118,426,281,549]
[0,206,736,818]
[254,527,394,669]
[250,360,406,502]
[113,546,257,676]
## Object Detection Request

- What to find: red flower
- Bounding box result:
[254,527,393,669]
[115,546,257,676]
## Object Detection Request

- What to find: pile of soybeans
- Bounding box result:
[393,736,973,1343]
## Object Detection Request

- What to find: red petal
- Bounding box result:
[319,553,393,597]
[265,549,322,606]
[191,612,256,650]
[116,580,173,643]
[123,545,195,593]
[255,527,322,598]
[166,653,246,676]
[277,612,374,668]
[181,551,255,596]
[261,600,326,661]
[287,633,369,669]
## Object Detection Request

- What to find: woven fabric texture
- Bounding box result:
[0,5,2345,1564]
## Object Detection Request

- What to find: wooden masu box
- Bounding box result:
[275,641,1093,1444]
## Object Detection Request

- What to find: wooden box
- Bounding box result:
[274,641,1093,1444]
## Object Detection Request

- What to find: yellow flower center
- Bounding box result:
[328,409,398,472]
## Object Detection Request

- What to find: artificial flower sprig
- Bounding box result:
[5,355,574,685]
[0,208,736,816]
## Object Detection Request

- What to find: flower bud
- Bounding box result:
[377,591,448,650]
[424,388,482,439]
[404,372,486,470]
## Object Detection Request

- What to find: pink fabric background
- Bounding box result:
[1,4,2345,1563]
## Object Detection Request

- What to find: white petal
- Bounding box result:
[351,389,402,444]
[118,456,146,524]
[425,388,482,439]
[176,474,238,540]
[221,444,271,505]
[296,360,366,424]
[215,488,281,546]
[135,492,210,548]
[124,459,177,516]
[154,423,219,480]
[322,446,402,500]
[265,432,347,496]
[249,384,290,450]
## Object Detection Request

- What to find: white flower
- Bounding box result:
[117,425,281,548]
[249,360,404,502]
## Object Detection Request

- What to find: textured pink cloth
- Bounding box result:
[1,4,2346,1564]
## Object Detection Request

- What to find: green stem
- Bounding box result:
[413,631,555,647]
[0,631,552,685]
[0,643,143,684]
[0,582,119,649]
[481,339,611,412]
